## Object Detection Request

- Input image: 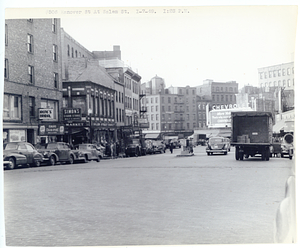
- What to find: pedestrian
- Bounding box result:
[170,142,173,154]
[110,142,114,159]
[116,142,120,157]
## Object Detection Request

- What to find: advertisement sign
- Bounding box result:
[9,130,26,142]
[63,108,82,121]
[39,123,65,135]
[210,110,232,128]
[39,108,54,120]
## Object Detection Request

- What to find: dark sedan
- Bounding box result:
[3,142,44,170]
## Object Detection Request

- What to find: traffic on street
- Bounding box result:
[3,144,295,246]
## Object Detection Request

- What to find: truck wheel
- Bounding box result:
[239,152,244,160]
[289,155,293,160]
[261,151,266,161]
[235,149,239,160]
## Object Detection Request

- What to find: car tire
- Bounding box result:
[224,151,227,155]
[69,155,74,164]
[49,156,56,166]
[6,157,16,170]
[33,160,41,167]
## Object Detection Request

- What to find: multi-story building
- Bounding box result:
[258,62,294,113]
[62,58,116,145]
[196,79,238,129]
[96,47,142,128]
[4,18,64,145]
[142,79,196,137]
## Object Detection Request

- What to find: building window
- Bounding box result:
[156,114,159,121]
[52,18,57,33]
[282,69,285,76]
[3,94,22,120]
[168,106,171,111]
[54,73,58,88]
[217,95,219,101]
[269,71,272,78]
[156,105,158,111]
[28,65,34,84]
[151,114,154,121]
[283,80,286,87]
[288,79,291,87]
[41,99,58,121]
[273,70,276,77]
[29,97,35,117]
[75,50,78,57]
[67,45,70,57]
[278,69,281,76]
[71,47,74,58]
[216,87,219,92]
[156,123,159,130]
[27,34,33,53]
[260,73,263,79]
[221,95,224,101]
[264,72,267,78]
[53,44,58,61]
[225,95,228,102]
[230,95,232,101]
[155,97,158,103]
[4,59,8,79]
[212,95,215,101]
[168,97,171,103]
[151,97,153,103]
[5,24,8,45]
[162,106,165,112]
[161,97,164,103]
[278,80,281,87]
[287,68,291,75]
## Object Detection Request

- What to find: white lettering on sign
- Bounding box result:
[212,104,238,110]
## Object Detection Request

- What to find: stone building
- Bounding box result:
[4,18,64,144]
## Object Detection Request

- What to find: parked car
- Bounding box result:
[73,144,102,162]
[3,142,44,170]
[152,140,166,154]
[125,144,141,157]
[206,137,230,155]
[36,142,85,165]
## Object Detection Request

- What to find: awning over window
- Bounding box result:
[273,120,294,133]
[145,133,161,140]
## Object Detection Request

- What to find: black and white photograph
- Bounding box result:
[0,0,298,247]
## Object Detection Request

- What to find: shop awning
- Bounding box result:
[145,133,161,140]
[273,120,294,133]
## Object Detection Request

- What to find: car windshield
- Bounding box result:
[4,143,18,150]
[209,138,223,144]
[77,144,88,149]
[46,143,57,149]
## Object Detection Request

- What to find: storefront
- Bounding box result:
[37,123,65,145]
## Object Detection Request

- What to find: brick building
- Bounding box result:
[4,18,64,144]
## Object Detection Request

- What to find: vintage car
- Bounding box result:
[125,144,141,157]
[3,142,44,170]
[152,140,166,154]
[73,144,103,162]
[37,142,85,165]
[206,136,230,155]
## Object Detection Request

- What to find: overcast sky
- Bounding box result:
[2,1,299,89]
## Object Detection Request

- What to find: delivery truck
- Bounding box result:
[231,111,273,161]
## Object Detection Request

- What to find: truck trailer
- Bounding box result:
[231,111,273,161]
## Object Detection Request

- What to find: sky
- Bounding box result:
[1,1,299,89]
[59,6,297,88]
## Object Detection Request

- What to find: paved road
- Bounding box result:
[3,146,294,246]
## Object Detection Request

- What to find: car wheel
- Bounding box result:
[33,160,41,167]
[69,155,74,164]
[49,156,56,166]
[224,151,227,155]
[6,157,16,170]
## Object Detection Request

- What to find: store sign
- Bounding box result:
[39,108,54,120]
[63,108,82,121]
[39,123,65,135]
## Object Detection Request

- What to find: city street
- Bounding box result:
[3,145,294,246]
